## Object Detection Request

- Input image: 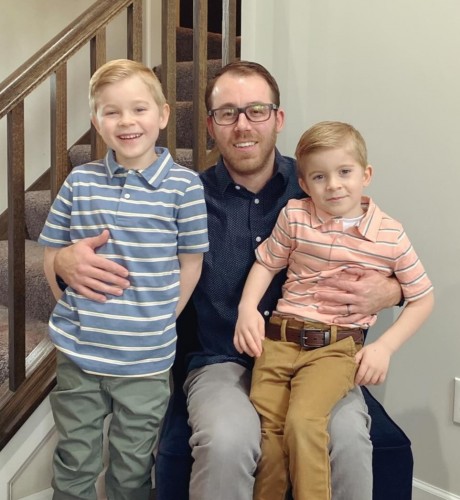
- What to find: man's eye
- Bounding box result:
[221,108,236,118]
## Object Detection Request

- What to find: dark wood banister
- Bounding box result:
[0,0,238,452]
[0,0,142,450]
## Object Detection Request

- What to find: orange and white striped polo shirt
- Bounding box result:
[255,196,433,328]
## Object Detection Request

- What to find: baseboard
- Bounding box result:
[413,479,460,500]
[19,489,52,500]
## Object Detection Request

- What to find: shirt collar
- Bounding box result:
[212,148,289,195]
[309,196,383,242]
[104,147,174,188]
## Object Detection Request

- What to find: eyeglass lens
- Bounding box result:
[213,104,274,125]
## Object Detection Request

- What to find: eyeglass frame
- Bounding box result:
[207,103,279,126]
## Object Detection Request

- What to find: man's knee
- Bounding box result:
[191,415,260,465]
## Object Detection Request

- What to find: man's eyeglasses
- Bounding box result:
[208,103,279,126]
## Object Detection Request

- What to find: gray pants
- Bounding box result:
[185,362,372,500]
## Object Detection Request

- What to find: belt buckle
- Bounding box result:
[300,328,330,349]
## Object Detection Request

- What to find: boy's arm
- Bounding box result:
[176,253,204,317]
[355,291,434,385]
[44,247,65,301]
[234,261,278,358]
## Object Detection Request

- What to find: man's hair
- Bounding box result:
[295,121,368,176]
[89,59,166,115]
[204,60,281,110]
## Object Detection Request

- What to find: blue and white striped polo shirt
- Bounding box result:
[39,147,208,377]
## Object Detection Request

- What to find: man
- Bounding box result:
[54,61,401,500]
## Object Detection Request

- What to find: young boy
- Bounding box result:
[39,59,208,499]
[234,121,434,500]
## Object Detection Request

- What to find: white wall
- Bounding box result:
[0,0,162,214]
[242,0,460,497]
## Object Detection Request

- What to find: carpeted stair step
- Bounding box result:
[154,59,223,102]
[25,190,52,241]
[175,26,241,63]
[0,239,56,323]
[68,144,196,171]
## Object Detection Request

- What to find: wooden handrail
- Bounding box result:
[0,0,239,453]
[0,0,140,120]
[0,0,142,451]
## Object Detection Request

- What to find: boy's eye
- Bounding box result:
[340,168,352,175]
[135,107,147,113]
[312,174,324,181]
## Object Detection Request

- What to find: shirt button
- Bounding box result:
[124,193,130,199]
[254,198,260,204]
[263,310,270,317]
[255,236,262,242]
[235,185,241,190]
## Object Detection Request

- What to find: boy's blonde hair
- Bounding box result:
[295,121,368,177]
[89,59,166,115]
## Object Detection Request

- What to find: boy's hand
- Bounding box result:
[234,307,265,358]
[354,340,393,385]
[54,230,130,302]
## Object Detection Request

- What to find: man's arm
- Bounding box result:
[43,247,64,301]
[315,268,403,323]
[54,230,130,302]
[175,253,204,317]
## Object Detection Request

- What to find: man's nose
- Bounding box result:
[234,110,251,130]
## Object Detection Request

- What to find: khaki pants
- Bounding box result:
[250,336,359,500]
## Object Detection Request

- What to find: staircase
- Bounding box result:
[0,27,240,384]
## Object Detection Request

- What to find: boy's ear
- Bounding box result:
[91,114,100,133]
[363,164,373,186]
[298,177,309,195]
[159,103,170,130]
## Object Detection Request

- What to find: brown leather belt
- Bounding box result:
[266,315,364,349]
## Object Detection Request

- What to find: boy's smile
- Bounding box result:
[298,146,373,219]
[92,75,169,170]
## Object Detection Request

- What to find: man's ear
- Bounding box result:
[275,107,285,134]
[206,115,215,139]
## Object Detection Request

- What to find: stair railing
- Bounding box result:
[0,0,239,452]
[161,0,238,170]
[0,0,142,450]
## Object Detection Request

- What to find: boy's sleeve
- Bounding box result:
[393,229,433,302]
[255,205,292,271]
[176,174,209,254]
[37,174,74,248]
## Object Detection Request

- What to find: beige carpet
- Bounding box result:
[0,305,49,385]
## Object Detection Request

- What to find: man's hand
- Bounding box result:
[54,230,130,302]
[315,268,402,323]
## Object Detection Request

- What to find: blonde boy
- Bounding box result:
[234,121,433,500]
[39,59,208,499]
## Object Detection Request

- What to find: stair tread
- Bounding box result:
[0,240,56,323]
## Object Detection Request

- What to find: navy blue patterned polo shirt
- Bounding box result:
[187,149,304,372]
